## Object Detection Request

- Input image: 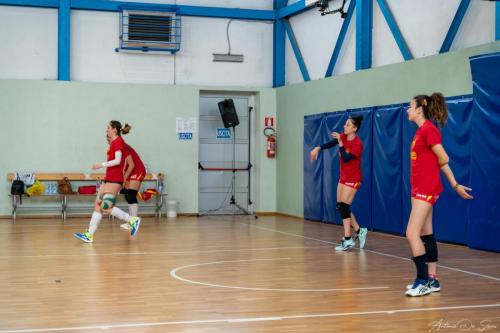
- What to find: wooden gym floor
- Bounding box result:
[0,216,499,332]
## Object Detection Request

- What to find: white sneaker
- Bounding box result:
[405,279,431,297]
[357,228,368,249]
[335,237,355,251]
[120,223,130,230]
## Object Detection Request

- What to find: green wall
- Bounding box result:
[0,80,276,217]
[275,41,500,217]
[254,89,278,213]
[2,41,499,219]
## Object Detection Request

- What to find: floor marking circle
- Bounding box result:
[170,258,389,292]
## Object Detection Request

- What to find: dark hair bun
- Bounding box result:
[351,116,363,129]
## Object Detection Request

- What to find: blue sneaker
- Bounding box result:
[427,278,441,292]
[73,231,93,243]
[406,278,441,292]
[129,217,141,237]
[405,279,431,297]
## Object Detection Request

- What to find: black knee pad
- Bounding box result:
[337,202,351,220]
[125,189,138,204]
[421,234,438,262]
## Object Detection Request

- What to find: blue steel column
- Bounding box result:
[278,0,314,19]
[376,0,412,61]
[58,0,70,80]
[273,0,287,87]
[439,0,470,54]
[496,0,499,41]
[283,19,310,82]
[325,0,356,77]
[356,0,372,70]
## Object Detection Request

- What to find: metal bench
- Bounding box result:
[7,172,166,222]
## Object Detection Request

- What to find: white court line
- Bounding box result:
[0,246,330,259]
[1,303,499,333]
[241,222,500,283]
[170,258,389,292]
[0,231,39,235]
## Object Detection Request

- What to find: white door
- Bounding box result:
[199,95,252,215]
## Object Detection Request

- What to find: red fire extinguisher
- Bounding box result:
[264,126,276,158]
[267,133,276,158]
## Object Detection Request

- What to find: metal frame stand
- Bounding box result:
[199,105,255,216]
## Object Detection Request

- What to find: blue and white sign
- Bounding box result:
[178,132,193,140]
[216,128,231,139]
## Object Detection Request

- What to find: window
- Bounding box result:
[119,10,181,53]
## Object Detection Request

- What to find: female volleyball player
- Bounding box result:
[404,93,473,297]
[120,141,146,230]
[74,121,141,243]
[310,116,368,251]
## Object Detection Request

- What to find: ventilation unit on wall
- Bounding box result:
[116,9,181,54]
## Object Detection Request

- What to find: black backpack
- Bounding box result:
[11,177,25,196]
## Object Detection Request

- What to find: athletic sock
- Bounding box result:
[412,254,429,280]
[111,207,131,222]
[88,211,102,235]
[129,203,138,217]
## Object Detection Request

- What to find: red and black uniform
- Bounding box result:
[320,134,363,189]
[105,136,126,183]
[410,120,442,205]
[124,144,146,182]
[338,134,363,189]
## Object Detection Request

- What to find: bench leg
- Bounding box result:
[155,195,163,220]
[61,195,68,222]
[11,195,17,224]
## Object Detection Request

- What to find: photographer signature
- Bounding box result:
[429,319,497,332]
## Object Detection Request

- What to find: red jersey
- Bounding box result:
[123,144,145,176]
[339,133,363,183]
[410,120,443,195]
[105,136,125,182]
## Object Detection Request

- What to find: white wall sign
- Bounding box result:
[176,117,197,133]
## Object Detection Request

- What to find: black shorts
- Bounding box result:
[104,180,124,186]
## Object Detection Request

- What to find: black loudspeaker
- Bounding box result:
[218,99,239,128]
